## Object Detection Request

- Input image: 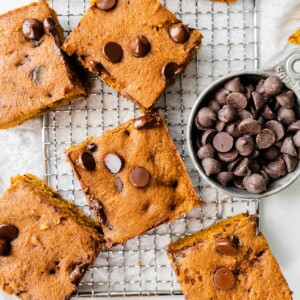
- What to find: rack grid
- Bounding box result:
[42,0,260,297]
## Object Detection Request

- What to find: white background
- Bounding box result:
[0,0,300,299]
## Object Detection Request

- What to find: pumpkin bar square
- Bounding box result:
[62,0,202,109]
[0,174,103,300]
[65,112,201,247]
[0,2,86,129]
[168,213,292,300]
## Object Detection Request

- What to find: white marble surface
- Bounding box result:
[1,0,300,299]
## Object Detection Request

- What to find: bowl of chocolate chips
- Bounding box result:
[188,71,300,198]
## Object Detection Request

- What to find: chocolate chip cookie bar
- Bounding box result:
[0,2,86,129]
[62,0,202,109]
[65,111,201,247]
[0,174,103,300]
[168,213,292,300]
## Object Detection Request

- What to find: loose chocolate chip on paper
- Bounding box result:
[130,167,150,187]
[104,154,123,174]
[77,152,96,171]
[213,267,235,290]
[129,35,151,58]
[0,239,11,257]
[22,19,44,40]
[215,172,235,186]
[224,77,244,93]
[169,23,190,43]
[96,0,117,10]
[162,62,182,82]
[0,224,18,241]
[103,42,123,63]
[215,237,238,255]
[213,132,233,153]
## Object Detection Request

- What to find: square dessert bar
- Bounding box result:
[168,213,292,300]
[0,2,86,129]
[62,0,202,109]
[0,174,103,300]
[65,112,201,247]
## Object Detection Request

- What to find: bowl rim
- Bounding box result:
[187,71,300,199]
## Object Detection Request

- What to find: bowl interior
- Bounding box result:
[187,72,300,199]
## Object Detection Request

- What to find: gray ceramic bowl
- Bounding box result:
[187,49,300,199]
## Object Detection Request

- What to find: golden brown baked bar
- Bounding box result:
[65,112,201,247]
[210,0,238,2]
[289,29,300,44]
[62,0,202,109]
[0,174,103,300]
[0,2,86,129]
[168,213,292,300]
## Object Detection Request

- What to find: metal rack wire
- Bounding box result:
[42,0,260,297]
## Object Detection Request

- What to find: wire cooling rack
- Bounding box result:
[42,0,260,297]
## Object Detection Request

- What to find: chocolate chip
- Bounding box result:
[225,122,241,138]
[250,105,258,119]
[293,130,300,147]
[201,158,221,176]
[215,237,238,255]
[218,105,236,123]
[227,157,242,172]
[43,18,55,35]
[277,107,296,125]
[256,129,275,149]
[88,61,107,76]
[30,66,46,85]
[86,143,98,153]
[213,267,235,290]
[263,76,283,96]
[236,135,254,157]
[276,90,295,108]
[283,154,299,173]
[162,62,182,83]
[233,158,252,177]
[0,225,19,241]
[252,92,266,112]
[256,79,265,94]
[22,19,44,41]
[213,132,233,153]
[265,120,285,141]
[263,146,280,161]
[265,156,287,179]
[260,169,270,185]
[215,172,235,186]
[218,149,238,162]
[251,160,261,173]
[249,149,260,159]
[215,88,230,105]
[115,177,123,193]
[224,77,244,93]
[226,92,247,112]
[96,0,117,10]
[261,105,275,120]
[234,178,245,189]
[129,35,151,58]
[103,42,123,63]
[196,107,216,128]
[202,129,217,145]
[243,173,267,194]
[134,111,161,129]
[287,121,300,133]
[197,144,215,160]
[89,198,106,224]
[77,152,96,171]
[208,100,221,113]
[215,120,226,132]
[274,139,284,148]
[281,137,297,156]
[257,117,265,127]
[238,118,261,135]
[245,84,254,99]
[0,239,11,257]
[70,265,83,285]
[169,23,190,43]
[104,154,123,174]
[237,110,253,120]
[130,167,150,187]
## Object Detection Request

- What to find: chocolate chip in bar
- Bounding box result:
[69,265,83,285]
[0,224,19,241]
[104,154,123,174]
[0,239,11,257]
[22,19,44,41]
[129,35,151,58]
[130,167,150,187]
[134,112,161,130]
[86,142,98,153]
[201,158,221,176]
[96,0,117,11]
[256,129,275,149]
[213,132,233,153]
[115,177,123,193]
[224,77,244,93]
[169,23,190,43]
[215,172,235,186]
[103,42,123,63]
[213,267,235,290]
[43,18,56,35]
[243,173,267,194]
[215,237,238,255]
[227,92,247,111]
[77,152,96,171]
[162,62,182,83]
